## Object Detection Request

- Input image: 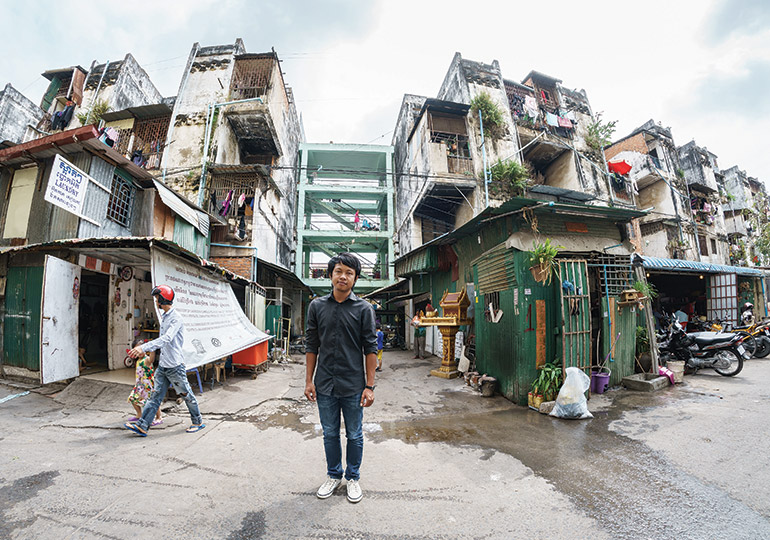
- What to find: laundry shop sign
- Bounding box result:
[44,154,98,224]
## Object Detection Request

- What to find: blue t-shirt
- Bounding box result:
[376,330,385,350]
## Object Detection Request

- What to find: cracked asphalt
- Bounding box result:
[1,350,769,539]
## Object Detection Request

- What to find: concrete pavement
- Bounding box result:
[1,350,769,539]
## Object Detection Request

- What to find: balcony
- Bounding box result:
[223,101,282,162]
[630,155,667,190]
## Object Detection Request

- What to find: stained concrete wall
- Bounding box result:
[678,141,719,193]
[0,84,45,144]
[722,166,753,212]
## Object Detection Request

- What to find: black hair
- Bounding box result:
[327,252,361,279]
[132,338,145,349]
[376,323,381,330]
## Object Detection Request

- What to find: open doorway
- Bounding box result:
[79,271,109,370]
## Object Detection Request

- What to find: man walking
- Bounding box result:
[304,253,377,503]
[124,285,205,437]
[413,317,426,360]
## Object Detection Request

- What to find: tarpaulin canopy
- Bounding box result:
[641,256,766,277]
[608,160,632,175]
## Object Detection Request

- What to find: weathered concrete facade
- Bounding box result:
[606,120,699,261]
[0,84,46,144]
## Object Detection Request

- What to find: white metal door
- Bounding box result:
[41,255,81,384]
[708,273,738,327]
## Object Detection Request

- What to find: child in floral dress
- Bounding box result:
[128,339,162,425]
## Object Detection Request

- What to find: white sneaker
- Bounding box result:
[346,479,363,503]
[316,476,342,499]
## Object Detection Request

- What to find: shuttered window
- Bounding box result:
[475,243,516,294]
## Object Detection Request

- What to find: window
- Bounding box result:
[107,172,134,227]
[698,235,709,255]
[711,238,717,254]
[2,166,37,239]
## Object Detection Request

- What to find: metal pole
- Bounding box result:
[479,110,489,209]
[86,60,109,125]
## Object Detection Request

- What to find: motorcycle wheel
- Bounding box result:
[736,331,757,358]
[714,349,744,377]
[754,336,770,358]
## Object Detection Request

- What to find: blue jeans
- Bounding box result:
[137,365,202,430]
[317,392,364,481]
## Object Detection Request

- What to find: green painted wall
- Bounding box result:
[473,249,559,405]
[601,297,637,386]
[4,266,43,370]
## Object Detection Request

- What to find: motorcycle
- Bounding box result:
[657,313,748,377]
[752,322,770,358]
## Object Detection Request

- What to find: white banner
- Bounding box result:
[151,247,268,370]
[44,154,91,221]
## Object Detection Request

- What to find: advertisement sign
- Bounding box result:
[151,247,269,370]
[44,154,91,220]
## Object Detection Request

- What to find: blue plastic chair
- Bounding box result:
[186,367,203,394]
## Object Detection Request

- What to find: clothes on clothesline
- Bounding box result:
[545,112,559,127]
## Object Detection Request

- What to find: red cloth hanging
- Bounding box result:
[607,160,632,175]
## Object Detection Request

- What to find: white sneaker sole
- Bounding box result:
[346,491,363,503]
[317,483,341,499]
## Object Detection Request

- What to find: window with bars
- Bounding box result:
[208,173,258,218]
[230,56,275,101]
[114,115,171,170]
[107,172,134,227]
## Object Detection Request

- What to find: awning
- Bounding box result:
[642,256,766,277]
[361,279,408,299]
[608,160,632,175]
[506,230,633,255]
[153,180,209,236]
[387,291,430,305]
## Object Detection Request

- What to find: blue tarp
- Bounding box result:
[642,256,766,277]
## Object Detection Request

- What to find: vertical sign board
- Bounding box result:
[41,255,81,384]
[44,154,98,224]
[151,247,269,370]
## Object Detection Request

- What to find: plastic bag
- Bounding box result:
[550,367,593,419]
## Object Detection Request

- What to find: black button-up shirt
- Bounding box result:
[306,291,378,397]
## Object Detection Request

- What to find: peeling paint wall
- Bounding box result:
[0,84,45,144]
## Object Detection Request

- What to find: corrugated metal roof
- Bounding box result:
[153,180,209,236]
[642,256,766,276]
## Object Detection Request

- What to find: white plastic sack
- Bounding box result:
[550,367,593,419]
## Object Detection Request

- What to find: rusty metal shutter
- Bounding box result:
[476,243,516,294]
[430,113,467,135]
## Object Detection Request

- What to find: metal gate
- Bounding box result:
[558,259,591,373]
[708,273,738,327]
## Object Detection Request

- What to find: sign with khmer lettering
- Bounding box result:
[44,155,91,219]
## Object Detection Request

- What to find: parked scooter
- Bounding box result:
[751,321,770,358]
[657,312,748,377]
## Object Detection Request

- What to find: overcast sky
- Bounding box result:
[2,0,768,182]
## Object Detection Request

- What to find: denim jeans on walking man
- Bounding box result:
[317,392,364,481]
[136,365,202,431]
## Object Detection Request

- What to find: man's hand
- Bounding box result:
[360,388,374,407]
[304,382,316,402]
[127,346,144,359]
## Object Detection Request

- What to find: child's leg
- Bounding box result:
[132,403,142,417]
[377,349,383,369]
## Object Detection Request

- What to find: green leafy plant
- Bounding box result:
[531,361,563,401]
[489,159,530,198]
[529,238,564,285]
[585,112,617,154]
[632,280,658,299]
[636,326,650,354]
[470,92,505,138]
[76,99,110,126]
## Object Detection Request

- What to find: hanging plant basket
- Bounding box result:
[530,262,551,284]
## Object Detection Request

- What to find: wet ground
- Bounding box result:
[1,350,769,539]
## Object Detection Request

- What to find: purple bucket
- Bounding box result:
[591,369,611,394]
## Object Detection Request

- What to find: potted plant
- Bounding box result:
[529,361,563,409]
[529,238,563,285]
[622,280,658,303]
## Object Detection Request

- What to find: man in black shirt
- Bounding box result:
[304,253,378,503]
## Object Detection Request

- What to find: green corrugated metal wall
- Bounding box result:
[473,249,559,405]
[601,297,636,386]
[4,266,43,370]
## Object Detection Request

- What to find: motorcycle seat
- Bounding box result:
[690,331,737,346]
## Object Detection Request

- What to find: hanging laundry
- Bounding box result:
[546,112,559,127]
[244,197,253,216]
[236,215,246,240]
[703,202,712,213]
[238,193,246,207]
[209,191,217,213]
[524,95,538,118]
[541,90,547,102]
[557,116,573,128]
[607,160,632,176]
[219,190,233,216]
[563,110,577,122]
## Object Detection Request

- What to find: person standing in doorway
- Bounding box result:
[304,253,377,503]
[124,285,205,437]
[413,315,426,360]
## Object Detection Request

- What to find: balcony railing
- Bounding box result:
[447,155,473,176]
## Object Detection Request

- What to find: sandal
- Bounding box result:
[151,419,163,426]
[127,416,139,422]
[124,423,147,437]
[186,423,206,433]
